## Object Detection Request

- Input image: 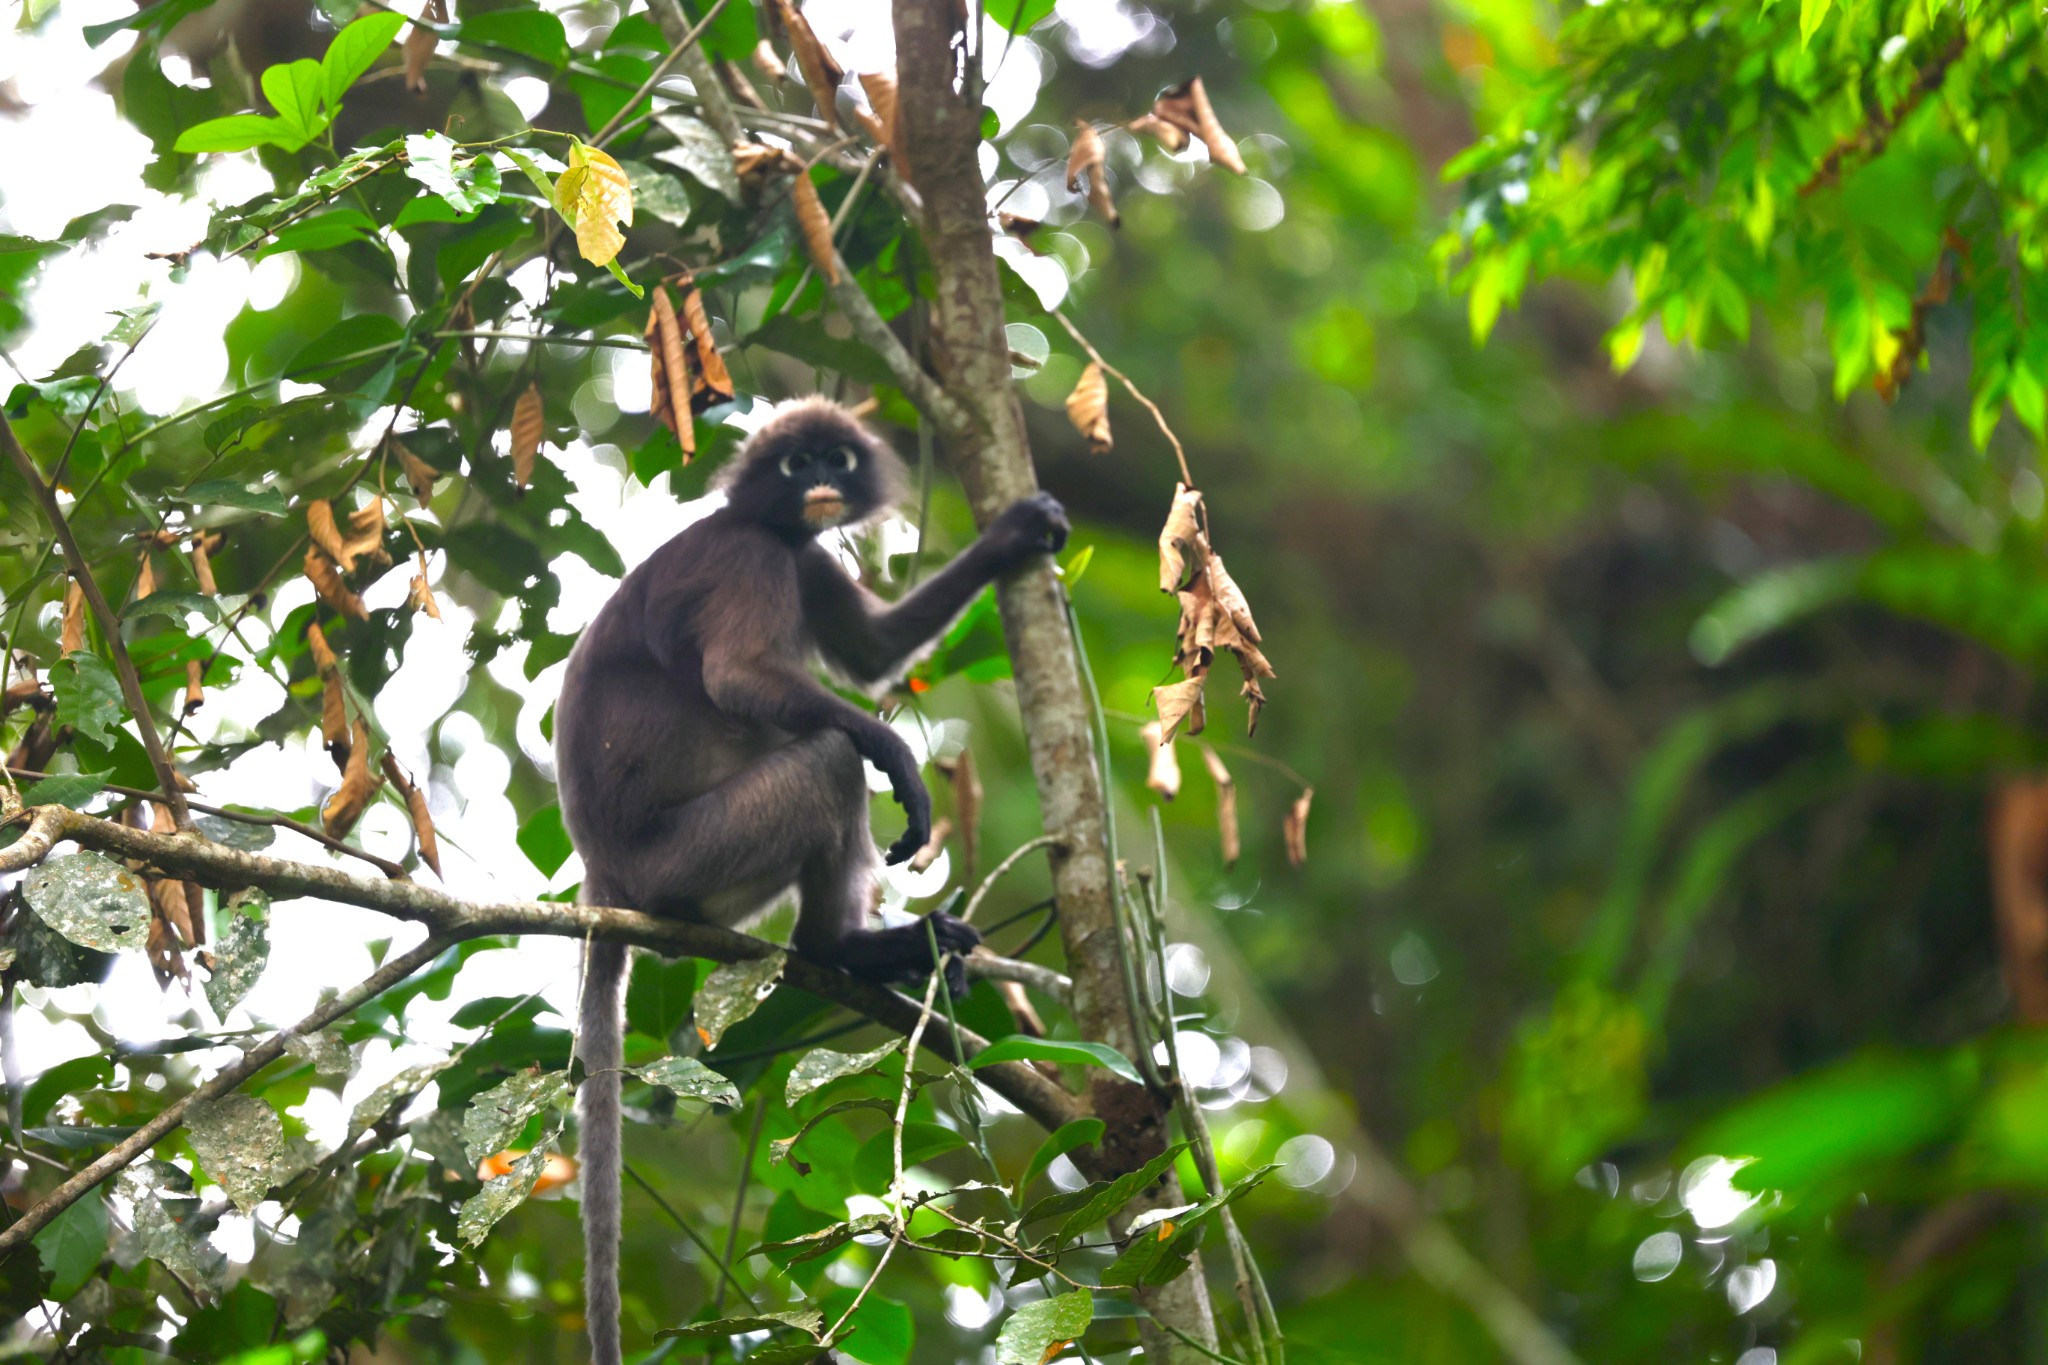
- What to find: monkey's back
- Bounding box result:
[554,511,805,901]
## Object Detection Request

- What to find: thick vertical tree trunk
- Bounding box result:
[889,7,1219,1357]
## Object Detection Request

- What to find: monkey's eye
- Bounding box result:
[778,452,807,476]
[823,444,858,471]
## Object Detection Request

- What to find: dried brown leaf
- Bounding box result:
[1153,675,1206,741]
[319,670,348,769]
[1066,361,1112,455]
[774,0,845,130]
[408,573,442,621]
[146,911,187,988]
[183,659,204,715]
[397,440,440,506]
[404,0,445,94]
[188,534,221,594]
[304,549,368,622]
[647,286,690,440]
[995,978,1047,1038]
[732,141,794,181]
[908,814,953,873]
[323,716,383,838]
[791,171,841,285]
[751,37,787,83]
[1201,745,1240,866]
[1128,112,1190,153]
[1282,787,1313,867]
[150,876,199,950]
[381,751,442,878]
[1141,720,1181,800]
[306,500,349,569]
[1204,549,1263,646]
[858,70,907,179]
[343,501,392,572]
[306,621,338,673]
[1152,76,1245,174]
[134,549,156,603]
[1067,121,1119,227]
[998,211,1044,251]
[1157,483,1205,593]
[510,382,543,491]
[678,277,735,412]
[1991,778,2048,1023]
[938,746,982,884]
[60,579,84,654]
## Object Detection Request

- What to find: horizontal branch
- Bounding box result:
[0,803,1086,1132]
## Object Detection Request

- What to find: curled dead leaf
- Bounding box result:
[306,500,348,568]
[60,579,84,654]
[1066,361,1112,455]
[751,37,787,83]
[1157,483,1205,593]
[397,440,440,506]
[510,382,544,491]
[404,0,445,94]
[134,548,155,603]
[732,141,795,182]
[773,0,845,130]
[1201,745,1239,866]
[1067,121,1119,227]
[306,621,338,673]
[998,212,1045,251]
[908,814,953,873]
[145,912,188,989]
[1141,720,1181,800]
[647,285,690,443]
[1282,787,1313,868]
[1128,112,1190,153]
[791,171,841,285]
[188,532,222,595]
[678,276,735,413]
[304,548,368,622]
[937,746,982,884]
[183,659,204,715]
[1153,675,1206,741]
[381,751,442,878]
[322,715,383,838]
[1152,76,1245,174]
[857,70,907,179]
[409,573,442,621]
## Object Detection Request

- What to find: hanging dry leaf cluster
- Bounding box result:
[1065,361,1113,456]
[403,0,445,94]
[302,497,390,622]
[1065,77,1247,230]
[133,798,205,987]
[1153,483,1274,741]
[303,621,442,872]
[646,274,735,459]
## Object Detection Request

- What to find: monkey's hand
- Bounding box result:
[865,731,933,865]
[988,492,1070,567]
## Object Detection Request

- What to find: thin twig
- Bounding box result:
[0,933,452,1256]
[960,833,1065,924]
[591,0,733,147]
[623,1161,758,1308]
[1053,310,1195,488]
[714,1100,768,1314]
[0,414,192,831]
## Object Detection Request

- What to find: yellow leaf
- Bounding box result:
[556,141,634,267]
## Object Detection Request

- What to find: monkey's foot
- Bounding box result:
[835,913,980,998]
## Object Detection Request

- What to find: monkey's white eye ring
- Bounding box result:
[778,453,800,476]
[824,445,857,470]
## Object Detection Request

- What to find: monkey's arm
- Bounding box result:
[803,492,1070,682]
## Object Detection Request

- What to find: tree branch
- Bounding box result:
[0,413,193,831]
[0,932,453,1258]
[0,804,1085,1134]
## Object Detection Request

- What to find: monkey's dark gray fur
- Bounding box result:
[555,396,1068,1365]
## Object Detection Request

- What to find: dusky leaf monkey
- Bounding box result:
[554,396,1069,1365]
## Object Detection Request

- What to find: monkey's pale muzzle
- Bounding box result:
[802,484,847,525]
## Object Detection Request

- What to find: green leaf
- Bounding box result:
[172,113,300,155]
[288,312,407,382]
[501,147,559,205]
[404,132,502,215]
[123,590,222,624]
[204,908,270,1020]
[457,1117,561,1246]
[462,1069,572,1165]
[33,1194,108,1301]
[632,1056,741,1108]
[852,1121,970,1189]
[184,478,288,516]
[23,1056,115,1128]
[51,653,122,746]
[655,1310,826,1343]
[823,1288,913,1365]
[516,803,573,877]
[321,11,406,110]
[22,770,112,810]
[456,10,570,67]
[653,115,741,200]
[606,257,644,299]
[693,952,786,1048]
[259,208,378,256]
[1689,558,1864,665]
[750,1211,891,1263]
[1055,1141,1191,1245]
[995,1289,1093,1365]
[786,1043,898,1105]
[259,59,329,144]
[987,0,1058,34]
[185,1093,286,1214]
[1017,1118,1106,1198]
[968,1036,1143,1086]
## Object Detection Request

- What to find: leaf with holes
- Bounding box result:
[462,1069,571,1165]
[693,951,786,1049]
[995,1289,1093,1365]
[185,1094,286,1214]
[633,1056,740,1108]
[22,851,151,953]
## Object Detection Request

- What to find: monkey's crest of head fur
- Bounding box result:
[716,396,907,536]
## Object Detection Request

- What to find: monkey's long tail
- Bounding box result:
[578,937,628,1365]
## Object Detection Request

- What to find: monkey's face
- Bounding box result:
[778,441,867,530]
